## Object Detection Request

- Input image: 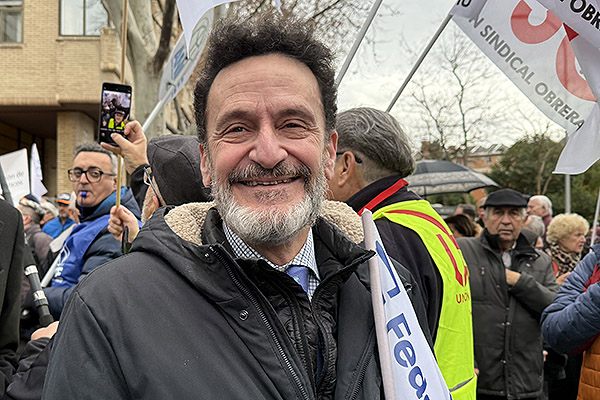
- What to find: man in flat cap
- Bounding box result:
[457,189,558,400]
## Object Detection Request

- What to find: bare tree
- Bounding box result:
[402,25,514,164]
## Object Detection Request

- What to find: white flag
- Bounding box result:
[555,103,600,174]
[555,25,600,174]
[30,143,47,202]
[453,0,596,134]
[450,0,488,19]
[175,0,238,55]
[361,210,451,400]
[535,0,600,49]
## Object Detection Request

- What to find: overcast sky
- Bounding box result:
[334,0,560,147]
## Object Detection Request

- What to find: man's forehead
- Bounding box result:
[73,151,112,167]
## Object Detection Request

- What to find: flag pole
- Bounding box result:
[386,13,452,112]
[361,209,396,399]
[116,0,129,208]
[591,186,600,246]
[334,0,384,87]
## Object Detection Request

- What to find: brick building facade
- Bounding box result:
[0,0,129,197]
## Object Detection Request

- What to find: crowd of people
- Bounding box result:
[0,11,599,400]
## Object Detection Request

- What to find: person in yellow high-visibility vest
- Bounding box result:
[328,107,476,400]
[107,109,126,130]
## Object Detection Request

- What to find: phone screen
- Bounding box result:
[97,82,132,146]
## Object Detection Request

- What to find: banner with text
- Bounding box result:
[536,0,600,49]
[453,0,596,133]
[0,148,29,205]
[362,211,451,400]
[450,0,488,20]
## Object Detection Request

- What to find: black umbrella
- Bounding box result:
[406,159,499,196]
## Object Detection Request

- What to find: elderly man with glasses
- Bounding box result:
[42,143,140,319]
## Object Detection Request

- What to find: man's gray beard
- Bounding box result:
[211,161,328,246]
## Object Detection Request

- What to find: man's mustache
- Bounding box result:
[227,162,312,184]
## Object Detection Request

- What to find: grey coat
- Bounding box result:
[457,231,558,399]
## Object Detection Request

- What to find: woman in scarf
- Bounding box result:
[547,214,589,285]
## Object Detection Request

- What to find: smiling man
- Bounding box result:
[456,189,558,400]
[43,13,429,400]
[42,143,140,319]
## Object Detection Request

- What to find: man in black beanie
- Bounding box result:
[106,123,211,244]
[457,188,558,400]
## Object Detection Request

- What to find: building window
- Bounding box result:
[60,0,107,36]
[0,0,23,43]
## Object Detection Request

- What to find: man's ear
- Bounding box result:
[324,131,338,181]
[199,143,212,186]
[335,152,358,187]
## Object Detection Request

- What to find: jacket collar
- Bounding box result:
[481,228,539,259]
[346,176,421,213]
[162,200,372,282]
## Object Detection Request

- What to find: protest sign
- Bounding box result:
[0,148,29,205]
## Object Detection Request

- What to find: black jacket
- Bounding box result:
[346,176,442,339]
[457,231,558,399]
[0,200,24,397]
[43,201,430,400]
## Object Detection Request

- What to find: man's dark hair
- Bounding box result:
[193,12,337,145]
[73,142,117,174]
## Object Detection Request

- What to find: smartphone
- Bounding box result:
[97,82,132,146]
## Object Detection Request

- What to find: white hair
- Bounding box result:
[529,195,553,216]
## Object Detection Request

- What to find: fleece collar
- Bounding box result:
[163,200,364,246]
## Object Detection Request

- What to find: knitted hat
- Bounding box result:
[147,135,211,206]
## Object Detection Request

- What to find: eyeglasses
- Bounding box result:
[68,167,116,183]
[143,166,166,207]
[335,151,363,164]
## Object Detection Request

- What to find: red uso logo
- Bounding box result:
[510,0,595,101]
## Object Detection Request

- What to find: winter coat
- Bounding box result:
[541,245,600,400]
[0,200,24,397]
[41,216,76,239]
[43,187,140,319]
[457,231,558,399]
[43,201,430,400]
[23,224,52,266]
[542,245,600,354]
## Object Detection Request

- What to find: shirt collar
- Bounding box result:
[223,222,320,280]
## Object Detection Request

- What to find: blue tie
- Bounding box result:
[286,265,309,293]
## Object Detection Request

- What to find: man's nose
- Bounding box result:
[248,127,288,169]
[79,172,90,184]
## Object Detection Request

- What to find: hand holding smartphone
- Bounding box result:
[97,82,132,146]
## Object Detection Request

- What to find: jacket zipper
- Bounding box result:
[348,329,376,400]
[211,246,311,400]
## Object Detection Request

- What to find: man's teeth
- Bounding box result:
[243,178,294,187]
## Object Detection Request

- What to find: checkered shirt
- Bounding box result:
[223,222,320,300]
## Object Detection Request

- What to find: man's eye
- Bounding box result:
[283,122,305,129]
[226,126,245,133]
